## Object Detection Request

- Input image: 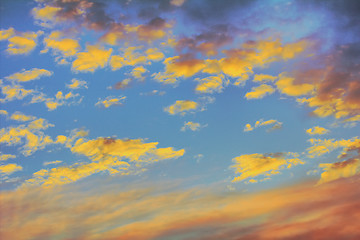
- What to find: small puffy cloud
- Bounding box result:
[243,123,254,132]
[276,73,315,96]
[253,74,278,83]
[66,78,88,89]
[0,29,42,55]
[306,126,330,135]
[181,121,206,131]
[43,160,62,166]
[0,110,8,115]
[0,28,15,40]
[32,5,62,27]
[244,119,282,132]
[131,66,147,81]
[0,163,22,176]
[135,17,170,42]
[0,153,16,161]
[111,78,132,90]
[72,45,112,72]
[6,68,52,82]
[164,100,198,115]
[110,46,148,70]
[95,96,126,108]
[245,84,275,99]
[43,31,81,61]
[170,0,186,6]
[146,48,164,61]
[231,152,304,183]
[195,74,228,94]
[10,112,36,122]
[318,159,360,185]
[25,137,185,187]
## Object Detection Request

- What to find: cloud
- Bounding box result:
[306,126,329,135]
[276,72,315,96]
[306,137,358,158]
[131,66,148,81]
[244,119,283,132]
[0,84,34,103]
[72,45,112,72]
[31,91,82,111]
[66,78,88,89]
[245,84,275,99]
[0,28,42,55]
[0,153,16,162]
[253,74,278,83]
[24,137,184,187]
[318,159,360,185]
[95,96,126,108]
[164,100,198,115]
[0,110,8,115]
[3,174,360,240]
[43,31,81,61]
[181,121,206,131]
[135,17,171,42]
[231,152,304,183]
[5,68,53,82]
[10,112,36,122]
[0,163,22,176]
[43,160,63,166]
[195,74,228,94]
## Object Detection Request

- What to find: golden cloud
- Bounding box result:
[318,159,360,185]
[43,31,80,58]
[72,45,112,72]
[195,74,227,94]
[95,96,126,108]
[245,84,275,99]
[306,126,329,135]
[6,68,52,82]
[231,152,303,182]
[0,163,22,175]
[164,100,198,115]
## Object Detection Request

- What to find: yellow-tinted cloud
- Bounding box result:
[43,31,80,58]
[244,119,282,132]
[0,163,22,175]
[276,73,315,96]
[6,68,52,82]
[0,110,8,115]
[95,96,126,108]
[0,153,16,161]
[66,78,88,89]
[131,66,147,81]
[146,48,164,61]
[245,84,275,99]
[181,121,206,131]
[25,137,184,187]
[43,160,63,166]
[10,112,36,122]
[307,137,358,158]
[164,100,198,115]
[72,45,112,72]
[231,152,304,182]
[0,118,55,156]
[32,5,62,27]
[31,90,81,111]
[0,28,15,40]
[253,74,278,83]
[195,74,227,94]
[318,159,360,185]
[306,126,329,135]
[1,30,42,55]
[0,84,33,103]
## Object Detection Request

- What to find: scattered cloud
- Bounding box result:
[72,45,112,72]
[245,84,275,99]
[244,119,283,132]
[231,152,304,183]
[66,79,88,90]
[318,159,360,185]
[95,96,126,108]
[306,126,329,135]
[164,100,198,115]
[181,121,207,131]
[5,68,53,82]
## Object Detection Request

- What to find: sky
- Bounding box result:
[0,0,360,239]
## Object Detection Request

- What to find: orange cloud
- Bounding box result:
[2,175,359,240]
[318,159,360,185]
